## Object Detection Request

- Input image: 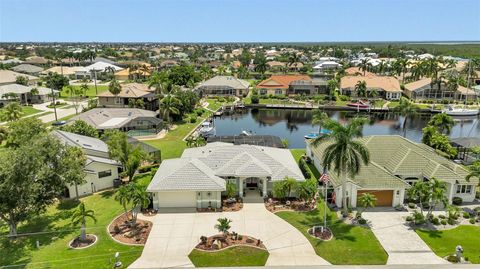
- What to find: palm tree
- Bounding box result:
[214,218,232,236]
[79,83,89,97]
[311,109,329,134]
[115,185,132,218]
[185,136,196,147]
[354,80,368,99]
[159,94,181,124]
[311,118,370,216]
[326,79,339,99]
[395,97,418,137]
[105,66,117,79]
[357,193,376,218]
[71,202,97,242]
[359,58,370,76]
[1,102,24,122]
[428,113,454,134]
[130,184,150,226]
[108,78,122,105]
[466,161,480,182]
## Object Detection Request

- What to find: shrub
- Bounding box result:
[358,218,367,225]
[298,158,312,179]
[463,212,470,219]
[441,219,447,225]
[469,218,476,224]
[138,164,158,173]
[438,214,446,219]
[251,94,259,104]
[452,197,463,205]
[406,216,413,222]
[338,95,350,101]
[408,202,416,209]
[447,218,456,225]
[189,117,197,123]
[432,217,440,225]
[150,167,158,176]
[412,211,425,225]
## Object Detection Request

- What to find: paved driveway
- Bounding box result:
[362,210,449,265]
[128,201,329,268]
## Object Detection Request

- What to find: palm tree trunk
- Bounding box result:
[8,220,17,238]
[403,116,408,137]
[341,172,348,217]
[80,223,86,241]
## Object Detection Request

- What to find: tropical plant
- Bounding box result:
[311,109,329,134]
[226,181,237,199]
[311,118,370,216]
[421,125,438,146]
[428,113,454,134]
[215,218,232,236]
[0,126,7,144]
[115,184,132,217]
[130,184,150,226]
[395,97,418,137]
[354,80,368,98]
[159,94,181,124]
[45,72,69,121]
[296,179,317,205]
[71,202,97,242]
[408,178,448,222]
[466,161,480,182]
[0,102,23,122]
[357,193,377,217]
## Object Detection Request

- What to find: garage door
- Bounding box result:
[357,190,393,207]
[158,191,197,208]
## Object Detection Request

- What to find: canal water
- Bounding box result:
[212,108,480,148]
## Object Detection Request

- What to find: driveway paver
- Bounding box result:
[362,210,449,265]
[128,200,329,268]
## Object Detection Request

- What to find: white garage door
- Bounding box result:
[158,191,197,208]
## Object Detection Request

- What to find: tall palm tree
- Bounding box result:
[108,78,122,105]
[466,161,480,182]
[311,109,329,134]
[159,94,181,125]
[354,80,368,98]
[71,202,97,242]
[115,185,132,218]
[327,79,339,99]
[311,118,370,216]
[1,102,24,122]
[428,113,454,134]
[395,97,418,137]
[130,184,150,226]
[359,58,370,76]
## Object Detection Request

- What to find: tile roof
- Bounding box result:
[12,64,44,74]
[97,83,155,98]
[68,108,160,130]
[340,75,401,93]
[257,75,311,89]
[308,135,477,189]
[0,70,39,84]
[404,78,477,96]
[196,76,250,90]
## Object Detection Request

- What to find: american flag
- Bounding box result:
[319,173,329,184]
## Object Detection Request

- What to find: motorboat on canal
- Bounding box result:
[198,121,216,138]
[304,129,332,139]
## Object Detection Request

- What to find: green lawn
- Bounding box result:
[276,201,387,265]
[206,99,231,111]
[188,246,269,267]
[1,106,42,118]
[335,100,349,107]
[387,101,399,108]
[0,191,143,269]
[416,226,480,263]
[60,85,108,98]
[259,98,296,105]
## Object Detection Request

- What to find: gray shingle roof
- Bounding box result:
[12,64,44,74]
[54,130,109,153]
[196,76,249,90]
[68,108,161,130]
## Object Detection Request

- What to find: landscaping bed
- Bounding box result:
[188,246,269,267]
[222,198,243,212]
[108,212,152,245]
[69,234,97,249]
[195,234,265,251]
[308,226,333,241]
[265,198,316,213]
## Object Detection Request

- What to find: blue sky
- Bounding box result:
[0,0,479,42]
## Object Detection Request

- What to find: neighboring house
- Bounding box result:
[267,61,286,72]
[12,64,44,75]
[67,108,162,134]
[97,83,158,110]
[74,61,123,79]
[0,84,58,106]
[344,67,375,76]
[42,66,86,77]
[256,75,320,95]
[307,135,479,208]
[24,56,50,65]
[114,68,151,81]
[195,76,250,97]
[53,130,121,198]
[147,142,305,209]
[404,78,477,101]
[340,75,402,100]
[0,70,39,86]
[313,61,342,72]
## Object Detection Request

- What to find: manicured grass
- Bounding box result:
[259,98,296,105]
[416,226,480,263]
[290,149,320,180]
[206,99,230,111]
[1,106,42,118]
[60,85,108,98]
[135,173,153,188]
[144,119,204,160]
[387,101,399,108]
[276,201,388,265]
[335,100,349,107]
[0,191,143,269]
[188,246,269,267]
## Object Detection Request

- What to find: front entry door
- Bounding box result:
[246,178,258,188]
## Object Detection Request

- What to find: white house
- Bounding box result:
[147,143,305,210]
[54,130,121,198]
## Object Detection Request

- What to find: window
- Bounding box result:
[260,89,267,95]
[98,170,112,178]
[275,89,283,95]
[456,185,473,194]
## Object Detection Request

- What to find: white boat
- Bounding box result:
[240,130,254,136]
[198,121,216,137]
[443,105,479,116]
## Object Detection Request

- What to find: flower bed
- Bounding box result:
[222,198,243,212]
[69,234,97,249]
[108,212,152,245]
[195,233,266,251]
[264,198,315,213]
[307,226,333,241]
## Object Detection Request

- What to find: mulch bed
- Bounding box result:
[195,233,266,251]
[108,212,152,245]
[264,198,316,213]
[70,234,96,248]
[222,199,243,212]
[308,226,333,241]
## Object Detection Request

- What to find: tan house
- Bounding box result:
[0,70,39,86]
[404,78,477,101]
[256,75,312,95]
[340,75,402,100]
[97,83,158,110]
[195,76,249,97]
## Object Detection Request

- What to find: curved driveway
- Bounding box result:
[128,202,329,268]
